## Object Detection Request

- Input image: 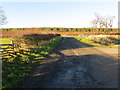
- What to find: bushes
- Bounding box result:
[13,34,60,49]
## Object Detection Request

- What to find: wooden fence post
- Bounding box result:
[11,40,14,50]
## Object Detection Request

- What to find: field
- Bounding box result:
[1,28,119,38]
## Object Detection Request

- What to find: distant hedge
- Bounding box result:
[1,27,118,33]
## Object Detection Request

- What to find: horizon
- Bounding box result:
[1,26,119,28]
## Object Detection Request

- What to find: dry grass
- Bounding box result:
[74,35,120,48]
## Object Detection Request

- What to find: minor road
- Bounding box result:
[20,37,118,88]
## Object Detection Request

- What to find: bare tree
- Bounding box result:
[91,13,115,28]
[0,6,7,26]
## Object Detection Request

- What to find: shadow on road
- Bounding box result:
[19,37,118,88]
[20,54,118,88]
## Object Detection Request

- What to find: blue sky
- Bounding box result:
[1,0,119,28]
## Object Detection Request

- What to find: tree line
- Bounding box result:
[1,27,118,33]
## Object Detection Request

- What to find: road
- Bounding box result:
[20,37,118,88]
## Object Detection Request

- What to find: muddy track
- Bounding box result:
[19,37,118,88]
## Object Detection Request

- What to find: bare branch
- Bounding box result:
[91,13,115,28]
[0,6,7,26]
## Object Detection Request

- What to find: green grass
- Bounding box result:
[74,37,103,47]
[74,36,119,48]
[0,38,13,44]
[2,37,63,89]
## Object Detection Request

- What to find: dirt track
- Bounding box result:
[20,37,118,88]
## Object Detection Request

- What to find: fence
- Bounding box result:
[0,44,14,59]
[0,36,61,61]
[0,43,36,61]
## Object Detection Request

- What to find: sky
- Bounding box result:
[1,0,119,28]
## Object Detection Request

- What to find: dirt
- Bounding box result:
[19,37,118,88]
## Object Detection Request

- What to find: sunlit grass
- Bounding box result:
[74,35,119,48]
[2,37,63,88]
[0,38,13,44]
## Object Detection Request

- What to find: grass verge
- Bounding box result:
[2,37,63,89]
[74,36,119,48]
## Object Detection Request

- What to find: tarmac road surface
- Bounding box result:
[20,37,118,88]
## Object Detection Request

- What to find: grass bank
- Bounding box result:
[73,35,119,48]
[2,37,63,89]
